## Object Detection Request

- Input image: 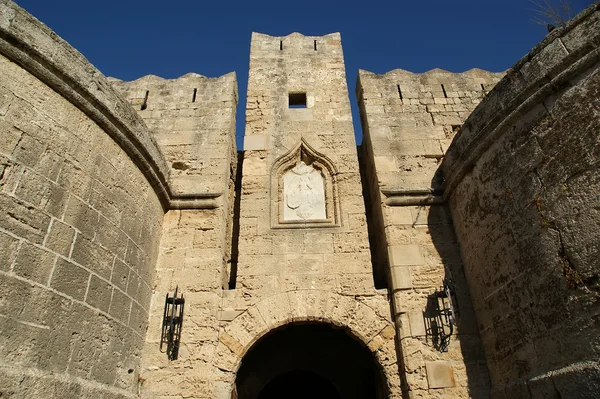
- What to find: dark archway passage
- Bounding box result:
[258,370,341,399]
[235,323,387,399]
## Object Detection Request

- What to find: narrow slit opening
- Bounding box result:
[228,151,244,290]
[280,40,283,51]
[481,83,486,91]
[441,84,448,98]
[141,90,149,110]
[397,85,403,101]
[314,40,317,51]
[192,88,197,102]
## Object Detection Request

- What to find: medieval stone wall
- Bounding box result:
[2,0,600,398]
[111,73,238,197]
[111,73,239,398]
[0,1,167,396]
[212,32,402,398]
[441,4,600,398]
[357,68,503,398]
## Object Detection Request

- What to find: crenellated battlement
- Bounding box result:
[111,71,238,196]
[1,0,599,398]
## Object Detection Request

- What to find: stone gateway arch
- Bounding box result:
[0,1,599,398]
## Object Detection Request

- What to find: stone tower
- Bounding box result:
[228,32,401,398]
[1,1,600,398]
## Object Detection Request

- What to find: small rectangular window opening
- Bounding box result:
[397,84,403,101]
[481,83,486,91]
[280,40,283,51]
[192,88,197,103]
[314,40,317,51]
[289,92,307,108]
[441,84,448,98]
[141,90,149,110]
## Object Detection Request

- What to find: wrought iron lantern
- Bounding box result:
[424,278,458,353]
[160,286,185,360]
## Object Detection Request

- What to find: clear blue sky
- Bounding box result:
[14,0,595,146]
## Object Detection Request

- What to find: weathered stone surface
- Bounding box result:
[441,4,600,396]
[426,361,456,388]
[2,1,599,398]
[0,2,164,397]
[359,65,498,397]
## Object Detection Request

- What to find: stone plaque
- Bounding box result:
[283,162,326,221]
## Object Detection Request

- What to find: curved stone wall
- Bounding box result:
[441,4,600,398]
[0,1,165,397]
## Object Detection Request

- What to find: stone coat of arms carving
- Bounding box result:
[283,161,326,221]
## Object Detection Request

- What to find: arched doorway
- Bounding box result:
[235,322,387,399]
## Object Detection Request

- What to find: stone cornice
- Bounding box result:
[0,0,222,210]
[381,188,444,206]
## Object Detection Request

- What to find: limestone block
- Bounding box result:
[12,242,55,284]
[238,254,286,276]
[271,232,304,254]
[391,266,413,290]
[303,232,334,254]
[374,156,397,172]
[243,155,267,176]
[388,244,425,266]
[338,273,378,296]
[288,290,327,321]
[0,194,51,245]
[347,302,389,343]
[374,336,400,368]
[184,248,222,269]
[244,135,266,151]
[50,258,89,301]
[0,230,19,271]
[218,331,244,357]
[86,275,113,313]
[432,112,462,126]
[388,207,413,225]
[285,253,324,274]
[219,309,245,322]
[224,306,268,349]
[109,288,132,324]
[214,341,239,372]
[283,108,313,121]
[323,292,356,327]
[255,293,291,328]
[402,339,424,373]
[333,231,369,253]
[426,361,456,389]
[408,311,426,337]
[323,252,371,274]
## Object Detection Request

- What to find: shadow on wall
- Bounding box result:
[426,176,491,398]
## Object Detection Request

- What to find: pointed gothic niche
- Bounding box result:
[271,140,340,228]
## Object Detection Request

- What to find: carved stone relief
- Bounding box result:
[283,161,326,221]
[271,139,340,228]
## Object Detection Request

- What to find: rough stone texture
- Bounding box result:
[358,68,504,397]
[111,74,238,397]
[2,0,600,397]
[441,4,600,398]
[220,32,401,398]
[0,47,162,399]
[111,73,237,196]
